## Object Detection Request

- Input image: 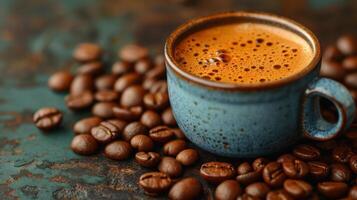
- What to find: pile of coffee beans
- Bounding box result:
[32,36,357,199]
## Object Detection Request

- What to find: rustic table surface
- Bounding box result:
[1,0,357,199]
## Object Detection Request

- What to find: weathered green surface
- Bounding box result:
[0,0,357,199]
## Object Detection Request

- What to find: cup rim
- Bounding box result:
[164,11,321,91]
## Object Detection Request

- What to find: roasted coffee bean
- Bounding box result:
[70,134,98,155]
[114,73,141,92]
[343,56,357,71]
[95,74,117,90]
[135,58,152,74]
[200,162,235,183]
[172,128,186,140]
[283,179,312,199]
[215,180,242,200]
[122,121,147,141]
[237,162,253,175]
[320,60,346,81]
[92,102,116,118]
[140,110,162,128]
[158,157,182,178]
[119,44,148,62]
[345,72,357,89]
[112,61,132,75]
[332,145,354,163]
[149,126,175,143]
[282,159,309,179]
[337,34,357,55]
[277,154,296,163]
[162,108,176,126]
[168,177,202,200]
[94,90,119,102]
[135,152,161,167]
[104,140,132,160]
[263,162,286,187]
[317,181,348,199]
[293,144,320,161]
[33,107,62,130]
[252,158,269,172]
[330,163,351,182]
[91,120,122,143]
[236,193,259,200]
[322,45,343,61]
[349,185,357,199]
[143,92,169,110]
[236,171,261,185]
[65,91,94,110]
[120,85,146,107]
[48,71,73,92]
[307,161,329,180]
[146,65,165,79]
[150,80,168,93]
[77,61,103,75]
[73,43,102,62]
[350,155,357,173]
[143,78,157,90]
[266,190,293,200]
[163,139,186,156]
[245,182,270,199]
[113,106,143,121]
[105,119,127,132]
[70,74,94,95]
[176,148,199,166]
[73,116,102,135]
[130,134,154,152]
[139,172,172,194]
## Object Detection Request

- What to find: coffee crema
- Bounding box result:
[174,22,314,84]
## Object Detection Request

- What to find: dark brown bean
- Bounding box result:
[70,134,98,155]
[176,148,199,166]
[345,72,357,89]
[135,58,152,74]
[266,190,293,200]
[91,120,122,143]
[322,45,343,61]
[95,74,117,90]
[168,177,202,200]
[33,107,62,130]
[236,193,259,200]
[332,145,354,163]
[317,181,348,199]
[215,180,242,200]
[143,78,157,90]
[307,161,329,180]
[112,61,132,75]
[143,92,169,110]
[122,121,147,141]
[252,158,269,172]
[146,64,165,80]
[135,152,161,167]
[277,154,296,163]
[337,34,357,55]
[237,162,253,175]
[330,163,351,182]
[349,185,357,199]
[140,110,162,128]
[282,159,309,179]
[65,91,94,110]
[343,56,357,71]
[236,171,261,185]
[112,106,143,121]
[293,144,320,161]
[139,172,172,194]
[245,182,270,199]
[73,116,102,135]
[104,141,132,160]
[114,73,141,92]
[130,134,154,152]
[70,74,94,95]
[77,61,103,76]
[158,157,182,178]
[106,119,127,133]
[283,179,312,199]
[162,108,177,126]
[73,43,102,62]
[350,155,357,173]
[172,128,186,140]
[48,71,73,92]
[149,126,175,143]
[163,139,186,156]
[150,80,168,93]
[320,60,346,81]
[120,85,146,107]
[200,162,235,184]
[119,44,148,62]
[94,90,119,102]
[92,102,116,118]
[263,162,286,187]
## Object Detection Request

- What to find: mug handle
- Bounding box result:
[302,77,355,141]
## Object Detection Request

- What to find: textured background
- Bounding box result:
[1,0,357,199]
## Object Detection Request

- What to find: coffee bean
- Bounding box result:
[130,134,154,152]
[252,158,269,172]
[33,107,62,130]
[282,159,309,179]
[236,171,261,185]
[143,78,157,90]
[122,122,147,141]
[158,157,182,178]
[266,190,293,200]
[120,85,146,107]
[168,177,202,200]
[113,106,143,121]
[48,71,73,92]
[236,193,259,200]
[293,144,320,161]
[307,161,329,180]
[337,35,357,55]
[176,148,199,166]
[320,60,346,81]
[317,181,348,199]
[143,92,169,110]
[350,155,357,173]
[283,179,312,199]
[332,145,354,163]
[150,80,168,93]
[162,108,177,126]
[135,152,161,167]
[91,120,122,143]
[119,44,148,62]
[200,162,235,184]
[105,119,127,132]
[95,74,117,90]
[135,58,152,74]
[94,90,119,102]
[104,140,132,160]
[70,134,98,155]
[114,73,141,92]
[245,182,270,199]
[92,102,116,118]
[139,172,172,194]
[70,74,94,95]
[343,56,357,71]
[140,110,162,128]
[146,64,165,80]
[73,116,102,135]
[237,162,253,175]
[349,185,357,199]
[65,91,94,110]
[112,61,132,75]
[172,128,186,140]
[330,163,351,182]
[77,61,103,76]
[263,162,286,187]
[149,126,175,143]
[322,45,343,61]
[215,180,242,200]
[345,72,357,89]
[73,43,102,62]
[277,154,296,163]
[163,139,186,156]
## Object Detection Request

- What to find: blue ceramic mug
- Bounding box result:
[164,12,356,157]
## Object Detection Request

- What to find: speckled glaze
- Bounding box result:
[165,12,356,157]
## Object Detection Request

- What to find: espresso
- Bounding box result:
[174,22,314,84]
